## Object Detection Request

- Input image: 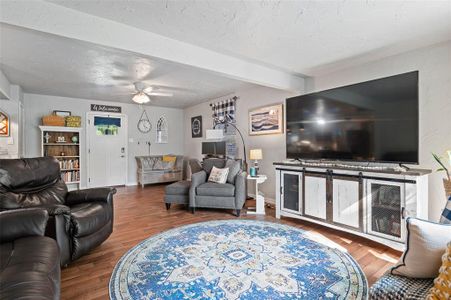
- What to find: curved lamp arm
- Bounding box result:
[213,120,248,171]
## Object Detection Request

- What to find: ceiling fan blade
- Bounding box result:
[143,86,154,93]
[147,92,173,97]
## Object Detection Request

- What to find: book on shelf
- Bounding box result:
[61,170,80,183]
[58,159,79,170]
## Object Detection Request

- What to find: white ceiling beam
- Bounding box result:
[0,0,305,92]
[0,69,11,100]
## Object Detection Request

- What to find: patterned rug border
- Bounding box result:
[109,219,368,299]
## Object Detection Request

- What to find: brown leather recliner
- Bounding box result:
[0,208,60,300]
[0,157,116,266]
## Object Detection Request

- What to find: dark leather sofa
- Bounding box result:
[0,208,60,300]
[0,157,116,266]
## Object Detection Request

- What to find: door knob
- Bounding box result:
[120,155,125,158]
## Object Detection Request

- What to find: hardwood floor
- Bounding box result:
[61,184,401,299]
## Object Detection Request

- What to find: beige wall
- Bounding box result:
[306,41,451,221]
[184,41,450,220]
[23,93,185,187]
[184,86,296,202]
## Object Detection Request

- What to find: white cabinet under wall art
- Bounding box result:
[274,162,430,250]
[333,178,360,229]
[304,174,327,220]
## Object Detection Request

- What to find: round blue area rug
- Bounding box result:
[110,220,367,300]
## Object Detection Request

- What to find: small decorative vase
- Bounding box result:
[444,179,451,197]
[71,135,78,144]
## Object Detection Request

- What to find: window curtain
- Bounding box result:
[211,97,236,127]
[211,96,238,157]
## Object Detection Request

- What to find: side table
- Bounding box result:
[246,175,267,215]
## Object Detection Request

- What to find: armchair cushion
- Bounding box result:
[203,158,226,174]
[70,202,112,237]
[66,187,116,206]
[0,208,49,243]
[197,182,235,197]
[225,159,241,184]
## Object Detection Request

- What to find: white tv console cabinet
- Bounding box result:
[274,162,431,250]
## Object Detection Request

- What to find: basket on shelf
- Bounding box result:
[42,114,65,126]
[65,116,81,127]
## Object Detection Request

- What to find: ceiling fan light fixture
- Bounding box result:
[132,92,150,104]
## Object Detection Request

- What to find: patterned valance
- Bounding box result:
[211,96,237,125]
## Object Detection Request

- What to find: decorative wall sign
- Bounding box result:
[191,116,202,138]
[91,104,122,113]
[249,103,284,136]
[0,111,10,137]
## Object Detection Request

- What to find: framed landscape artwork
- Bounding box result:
[0,111,10,137]
[248,104,283,135]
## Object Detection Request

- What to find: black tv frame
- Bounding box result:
[285,71,419,165]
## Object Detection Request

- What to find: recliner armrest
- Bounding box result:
[0,208,49,243]
[66,187,116,206]
[35,203,71,216]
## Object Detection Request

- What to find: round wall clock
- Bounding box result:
[138,109,152,133]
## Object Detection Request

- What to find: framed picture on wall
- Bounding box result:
[0,110,10,137]
[191,115,202,138]
[249,104,283,135]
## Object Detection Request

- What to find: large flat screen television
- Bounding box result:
[286,71,419,164]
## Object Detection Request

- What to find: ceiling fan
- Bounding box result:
[132,82,173,104]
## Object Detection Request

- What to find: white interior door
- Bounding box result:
[333,179,360,228]
[88,114,127,188]
[304,175,327,220]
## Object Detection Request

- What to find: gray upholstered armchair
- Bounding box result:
[190,158,246,216]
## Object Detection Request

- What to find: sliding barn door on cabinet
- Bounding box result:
[304,174,327,220]
[332,177,361,230]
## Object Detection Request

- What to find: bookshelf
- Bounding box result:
[39,126,82,190]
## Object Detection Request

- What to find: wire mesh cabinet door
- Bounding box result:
[366,179,405,242]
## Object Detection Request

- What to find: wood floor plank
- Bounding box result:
[61,184,401,299]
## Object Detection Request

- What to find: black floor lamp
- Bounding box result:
[213,115,248,172]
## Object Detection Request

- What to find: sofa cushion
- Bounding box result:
[165,181,191,195]
[197,182,235,197]
[70,202,111,237]
[369,273,434,300]
[225,159,241,184]
[391,217,451,278]
[163,155,177,163]
[203,158,226,174]
[0,236,60,300]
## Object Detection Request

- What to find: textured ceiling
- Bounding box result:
[0,24,255,107]
[48,0,451,76]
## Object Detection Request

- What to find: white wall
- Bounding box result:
[0,85,24,158]
[23,94,185,187]
[306,41,451,221]
[184,86,296,202]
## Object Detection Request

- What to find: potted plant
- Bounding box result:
[432,150,451,196]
